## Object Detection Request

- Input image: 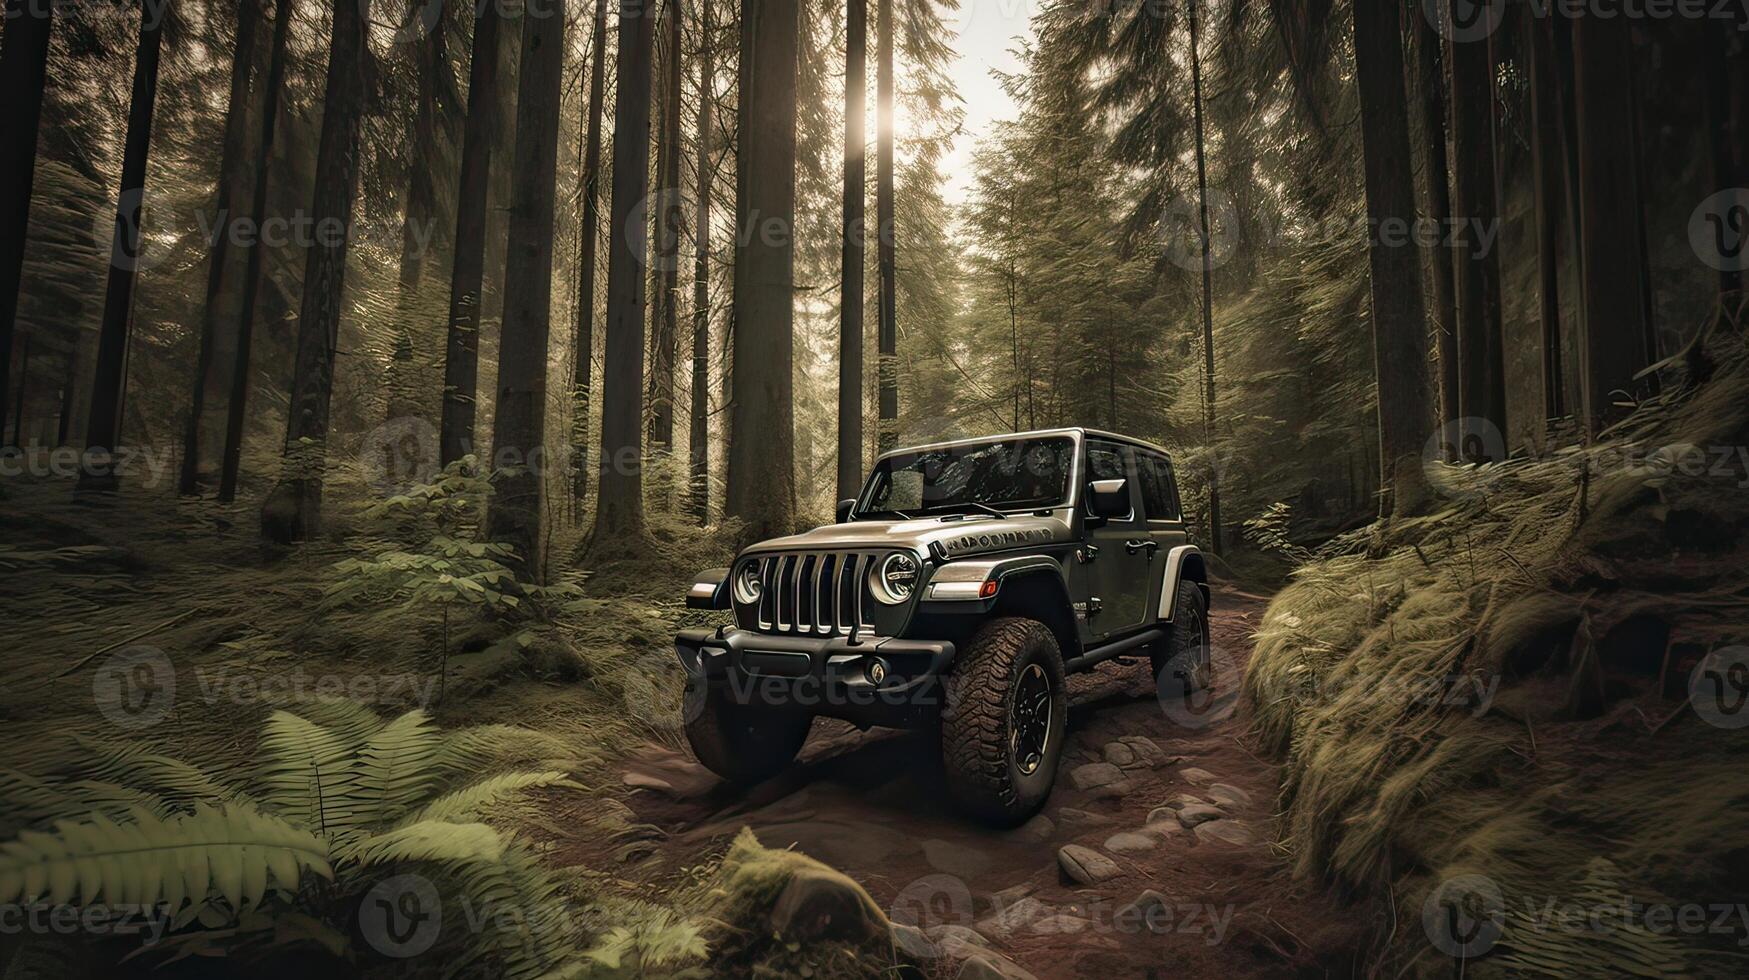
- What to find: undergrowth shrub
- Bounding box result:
[1243,339,1749,976]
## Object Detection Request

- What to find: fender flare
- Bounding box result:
[1156,546,1209,622]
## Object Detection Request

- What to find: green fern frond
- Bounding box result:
[256,710,364,830]
[0,804,330,914]
[71,737,245,813]
[338,820,505,866]
[436,725,588,779]
[404,771,579,825]
[323,710,442,835]
[288,697,389,744]
[0,770,172,835]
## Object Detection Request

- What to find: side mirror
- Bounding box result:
[836,498,857,523]
[1087,479,1130,520]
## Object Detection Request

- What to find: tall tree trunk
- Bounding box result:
[180,0,263,496]
[874,0,897,451]
[689,0,715,524]
[1571,14,1651,435]
[486,0,566,581]
[836,0,867,503]
[1352,0,1434,517]
[1704,15,1745,317]
[8,334,29,448]
[440,0,505,465]
[725,0,799,542]
[0,0,52,446]
[1524,11,1566,425]
[1411,4,1459,442]
[1446,21,1507,462]
[592,0,657,549]
[572,0,609,517]
[258,0,371,539]
[386,8,460,433]
[57,349,76,447]
[648,0,683,455]
[1188,0,1224,548]
[79,2,166,492]
[218,0,295,504]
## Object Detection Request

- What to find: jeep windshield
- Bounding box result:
[856,436,1076,518]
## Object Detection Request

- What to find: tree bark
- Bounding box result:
[440,0,505,465]
[180,0,263,495]
[258,0,371,539]
[1410,3,1460,441]
[218,0,295,504]
[8,334,29,448]
[592,0,657,549]
[386,8,460,434]
[648,0,683,455]
[725,0,799,543]
[1524,11,1566,425]
[1353,0,1434,516]
[56,349,76,447]
[874,0,897,451]
[1571,14,1651,435]
[0,0,52,446]
[689,0,715,524]
[79,2,167,492]
[572,0,609,516]
[485,0,566,581]
[1188,0,1225,546]
[1446,20,1507,462]
[836,0,868,504]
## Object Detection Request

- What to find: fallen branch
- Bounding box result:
[58,607,203,677]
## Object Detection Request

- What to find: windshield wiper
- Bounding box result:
[926,501,1007,519]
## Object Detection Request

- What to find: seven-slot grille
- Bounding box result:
[748,551,883,635]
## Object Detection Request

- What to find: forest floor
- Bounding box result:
[554,591,1374,979]
[1,471,1371,978]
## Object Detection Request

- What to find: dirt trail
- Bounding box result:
[571,593,1369,978]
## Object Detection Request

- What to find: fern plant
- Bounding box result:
[0,702,593,977]
[325,458,582,703]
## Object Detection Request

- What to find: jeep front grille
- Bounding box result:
[752,551,878,635]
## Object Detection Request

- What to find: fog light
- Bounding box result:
[865,658,890,686]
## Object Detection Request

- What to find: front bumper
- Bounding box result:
[675,628,955,727]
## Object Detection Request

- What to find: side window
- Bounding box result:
[1086,441,1127,481]
[1084,440,1135,519]
[1138,453,1180,521]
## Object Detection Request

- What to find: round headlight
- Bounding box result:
[732,560,764,605]
[872,552,920,605]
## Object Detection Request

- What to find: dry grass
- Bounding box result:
[1245,339,1749,976]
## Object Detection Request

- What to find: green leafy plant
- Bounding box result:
[325,458,582,703]
[0,702,594,977]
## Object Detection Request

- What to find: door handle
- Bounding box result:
[1125,539,1158,558]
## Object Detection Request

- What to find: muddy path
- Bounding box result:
[566,592,1371,978]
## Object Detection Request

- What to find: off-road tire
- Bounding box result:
[939,617,1067,825]
[1151,577,1212,700]
[683,679,813,786]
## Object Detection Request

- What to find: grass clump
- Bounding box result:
[1244,339,1749,977]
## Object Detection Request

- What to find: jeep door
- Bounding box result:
[1073,439,1152,642]
[1134,450,1190,612]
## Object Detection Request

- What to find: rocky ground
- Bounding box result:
[559,591,1377,978]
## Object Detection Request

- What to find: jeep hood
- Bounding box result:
[744,514,1075,560]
